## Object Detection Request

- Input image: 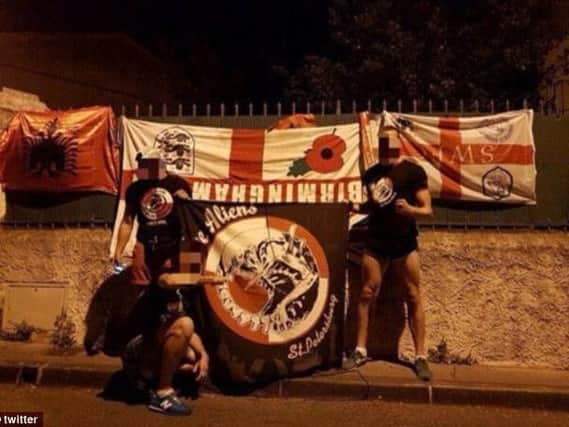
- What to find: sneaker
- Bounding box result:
[148,391,192,416]
[342,349,369,370]
[414,358,432,381]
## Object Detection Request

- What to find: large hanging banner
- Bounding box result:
[118,117,364,202]
[381,110,536,203]
[111,117,365,255]
[0,106,119,194]
[178,201,349,385]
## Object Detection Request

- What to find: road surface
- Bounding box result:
[0,384,567,427]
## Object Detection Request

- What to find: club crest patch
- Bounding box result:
[204,216,329,345]
[154,126,195,174]
[478,118,513,143]
[369,177,397,207]
[482,166,513,200]
[140,187,174,220]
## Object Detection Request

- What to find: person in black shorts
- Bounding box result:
[344,136,433,381]
[113,149,208,415]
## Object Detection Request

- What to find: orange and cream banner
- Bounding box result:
[381,110,536,204]
[110,116,371,255]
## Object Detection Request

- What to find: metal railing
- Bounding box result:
[2,98,568,229]
[114,97,564,119]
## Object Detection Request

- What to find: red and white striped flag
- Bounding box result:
[111,117,367,255]
[381,110,536,203]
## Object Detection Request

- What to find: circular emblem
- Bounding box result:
[369,177,396,207]
[204,217,329,345]
[140,187,174,220]
[482,166,513,200]
[154,126,195,174]
[478,118,513,143]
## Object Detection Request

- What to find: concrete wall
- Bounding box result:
[0,228,567,369]
[345,230,569,370]
[0,229,110,335]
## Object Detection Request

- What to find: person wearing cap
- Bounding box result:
[113,149,208,416]
[343,135,434,381]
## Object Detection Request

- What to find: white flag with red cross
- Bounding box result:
[110,116,367,256]
[381,110,536,204]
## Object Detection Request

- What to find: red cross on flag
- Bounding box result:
[382,110,536,203]
[111,116,364,256]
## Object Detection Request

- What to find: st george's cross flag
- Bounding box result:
[381,110,536,203]
[110,117,366,256]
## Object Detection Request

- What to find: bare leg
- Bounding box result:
[392,250,426,357]
[356,252,390,349]
[157,316,194,393]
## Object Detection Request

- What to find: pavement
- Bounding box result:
[0,339,568,411]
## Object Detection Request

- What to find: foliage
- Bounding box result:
[0,321,36,342]
[282,0,565,104]
[50,311,77,353]
[428,338,477,365]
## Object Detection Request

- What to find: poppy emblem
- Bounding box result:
[287,129,346,176]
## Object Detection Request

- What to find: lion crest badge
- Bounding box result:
[482,166,513,200]
[154,126,195,174]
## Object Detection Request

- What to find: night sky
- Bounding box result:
[0,0,333,101]
[1,0,565,104]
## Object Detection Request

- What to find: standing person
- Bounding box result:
[113,149,209,415]
[344,137,433,381]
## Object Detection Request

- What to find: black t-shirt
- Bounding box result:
[363,160,428,242]
[125,175,192,250]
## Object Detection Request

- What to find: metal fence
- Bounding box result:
[3,101,568,229]
[115,97,562,120]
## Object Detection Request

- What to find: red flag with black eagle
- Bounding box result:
[0,106,119,193]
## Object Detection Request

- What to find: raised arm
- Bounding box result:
[395,188,433,219]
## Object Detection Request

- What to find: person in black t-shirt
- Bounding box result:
[344,137,433,381]
[113,149,208,416]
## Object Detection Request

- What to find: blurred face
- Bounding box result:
[135,158,167,180]
[379,137,400,165]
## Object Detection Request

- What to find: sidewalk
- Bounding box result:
[1,340,568,411]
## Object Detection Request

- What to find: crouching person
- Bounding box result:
[121,309,209,415]
[113,148,206,415]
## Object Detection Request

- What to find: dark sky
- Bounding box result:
[0,0,333,101]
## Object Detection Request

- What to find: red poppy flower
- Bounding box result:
[304,132,347,173]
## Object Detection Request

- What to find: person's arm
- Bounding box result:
[113,205,134,264]
[395,188,433,219]
[173,176,192,200]
[354,170,373,213]
[189,332,209,382]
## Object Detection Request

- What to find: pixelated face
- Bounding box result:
[379,137,400,165]
[135,158,166,180]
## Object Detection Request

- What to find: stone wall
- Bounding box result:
[419,230,569,369]
[0,228,567,369]
[345,230,569,370]
[0,228,111,337]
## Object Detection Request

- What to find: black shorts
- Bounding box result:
[126,285,187,337]
[365,235,418,260]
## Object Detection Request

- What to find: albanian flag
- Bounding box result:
[0,106,119,193]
